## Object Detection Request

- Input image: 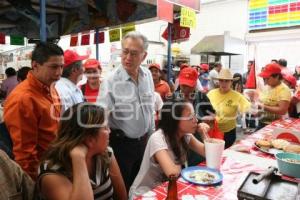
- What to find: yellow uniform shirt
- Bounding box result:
[207,89,251,133]
[259,82,291,124]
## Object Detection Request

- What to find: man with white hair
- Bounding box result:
[97,31,155,191]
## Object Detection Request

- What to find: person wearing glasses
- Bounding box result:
[81,59,102,103]
[129,98,209,199]
[173,67,215,166]
[97,31,155,191]
[207,68,251,148]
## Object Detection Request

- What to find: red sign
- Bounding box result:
[94,32,105,44]
[162,20,190,42]
[157,0,174,23]
[0,33,5,44]
[70,35,78,46]
[166,0,200,12]
[81,34,90,45]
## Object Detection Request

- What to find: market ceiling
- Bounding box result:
[0,0,157,39]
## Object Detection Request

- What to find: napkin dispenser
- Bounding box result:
[237,168,299,200]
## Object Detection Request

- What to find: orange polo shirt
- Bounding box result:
[3,72,61,180]
[155,80,171,101]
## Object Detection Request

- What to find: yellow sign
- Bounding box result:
[109,29,121,42]
[180,7,196,28]
[121,24,136,37]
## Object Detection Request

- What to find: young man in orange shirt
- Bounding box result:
[4,43,64,179]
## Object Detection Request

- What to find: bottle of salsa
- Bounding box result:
[166,174,178,200]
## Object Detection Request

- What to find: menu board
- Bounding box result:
[249,0,300,30]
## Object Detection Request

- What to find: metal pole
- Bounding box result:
[167,23,172,84]
[95,28,99,60]
[40,0,47,42]
[229,55,231,68]
[207,54,209,64]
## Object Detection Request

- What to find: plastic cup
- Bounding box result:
[204,138,225,170]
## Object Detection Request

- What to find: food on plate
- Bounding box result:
[256,139,272,148]
[271,139,290,150]
[283,144,300,154]
[282,158,300,164]
[189,171,215,183]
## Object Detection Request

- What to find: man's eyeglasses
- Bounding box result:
[122,49,143,57]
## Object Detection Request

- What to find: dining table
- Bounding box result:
[134,119,300,200]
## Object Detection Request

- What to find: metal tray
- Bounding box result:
[237,172,298,200]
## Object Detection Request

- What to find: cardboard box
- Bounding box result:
[269,118,300,143]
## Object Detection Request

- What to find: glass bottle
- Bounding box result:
[166,174,178,200]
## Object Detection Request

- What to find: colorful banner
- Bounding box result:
[249,0,300,30]
[109,29,121,42]
[180,7,196,28]
[10,35,24,45]
[157,0,174,23]
[121,24,136,38]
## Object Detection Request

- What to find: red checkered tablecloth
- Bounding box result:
[134,119,300,199]
[134,156,265,200]
[230,126,275,159]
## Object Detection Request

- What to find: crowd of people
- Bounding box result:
[0,31,298,199]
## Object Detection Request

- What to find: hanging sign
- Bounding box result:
[109,29,121,42]
[70,35,78,46]
[121,24,136,38]
[0,33,5,44]
[180,7,196,28]
[157,0,174,23]
[94,32,105,44]
[81,33,90,45]
[10,35,24,45]
[162,19,190,42]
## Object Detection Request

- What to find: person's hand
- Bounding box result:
[197,122,210,135]
[257,102,265,110]
[70,144,88,159]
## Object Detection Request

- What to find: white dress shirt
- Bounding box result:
[55,77,84,114]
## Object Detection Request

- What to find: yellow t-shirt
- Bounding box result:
[207,89,251,133]
[259,82,291,124]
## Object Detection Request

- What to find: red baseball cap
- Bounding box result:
[200,64,209,71]
[84,59,101,70]
[180,63,189,70]
[283,74,297,88]
[64,50,88,68]
[148,63,161,71]
[259,63,281,78]
[179,67,198,88]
